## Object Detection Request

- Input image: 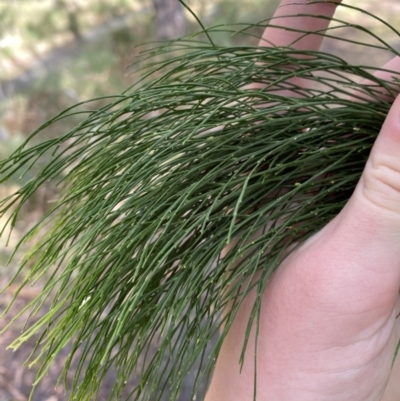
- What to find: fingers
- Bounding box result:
[259,0,342,51]
[358,57,400,102]
[258,1,399,101]
[252,1,342,93]
[372,57,400,83]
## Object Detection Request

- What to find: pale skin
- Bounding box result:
[205,1,400,400]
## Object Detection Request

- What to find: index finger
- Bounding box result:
[260,0,342,51]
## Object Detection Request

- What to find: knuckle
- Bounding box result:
[362,153,400,212]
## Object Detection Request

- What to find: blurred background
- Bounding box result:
[0,1,399,400]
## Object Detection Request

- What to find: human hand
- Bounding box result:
[206,1,400,400]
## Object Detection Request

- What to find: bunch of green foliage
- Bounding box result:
[1,3,399,400]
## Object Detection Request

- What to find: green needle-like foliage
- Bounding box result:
[1,3,400,400]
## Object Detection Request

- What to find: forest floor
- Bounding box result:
[0,275,209,401]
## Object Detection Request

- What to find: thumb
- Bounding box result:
[300,95,400,319]
[357,94,400,219]
[330,94,400,256]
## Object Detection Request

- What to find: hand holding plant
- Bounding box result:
[207,1,400,400]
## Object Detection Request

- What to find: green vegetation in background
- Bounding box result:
[0,0,280,227]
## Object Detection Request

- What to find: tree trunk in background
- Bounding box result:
[56,0,83,41]
[152,0,187,40]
